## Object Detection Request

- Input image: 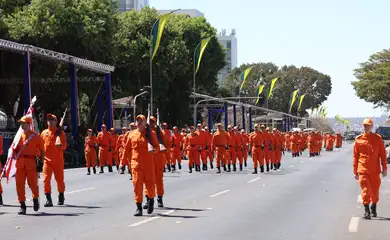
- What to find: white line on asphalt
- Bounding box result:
[289,165,294,168]
[247,177,261,183]
[209,190,231,198]
[66,188,96,195]
[348,217,359,233]
[357,195,362,204]
[206,207,213,210]
[129,210,175,227]
[300,161,304,163]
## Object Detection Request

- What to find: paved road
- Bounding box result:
[0,143,389,240]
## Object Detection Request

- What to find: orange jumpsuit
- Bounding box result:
[308,134,315,156]
[15,131,44,203]
[97,130,113,167]
[226,131,236,166]
[242,133,249,163]
[270,133,277,166]
[120,130,132,169]
[250,131,265,170]
[171,132,183,166]
[184,132,201,168]
[354,133,387,205]
[84,135,97,168]
[117,133,126,167]
[212,130,227,171]
[196,129,209,166]
[290,134,299,156]
[274,132,283,165]
[162,129,172,168]
[234,132,244,166]
[285,133,291,151]
[263,131,272,165]
[336,134,343,148]
[124,128,158,203]
[41,127,67,195]
[111,132,119,166]
[206,131,214,164]
[151,127,165,197]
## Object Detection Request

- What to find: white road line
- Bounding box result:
[209,190,230,198]
[247,177,261,183]
[289,165,294,168]
[66,188,96,195]
[348,217,359,233]
[129,210,175,227]
[357,195,362,204]
[300,161,304,163]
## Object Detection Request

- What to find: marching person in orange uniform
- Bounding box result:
[353,118,387,219]
[316,131,323,155]
[204,126,214,169]
[233,126,244,171]
[148,116,166,208]
[41,113,67,207]
[84,129,97,175]
[161,123,173,172]
[184,126,201,173]
[97,124,113,173]
[261,126,272,172]
[118,127,129,174]
[212,123,227,174]
[13,116,44,214]
[250,124,265,174]
[181,128,188,160]
[268,128,278,170]
[241,129,249,167]
[0,134,3,205]
[290,131,299,157]
[335,133,343,148]
[123,115,158,216]
[109,128,120,171]
[195,124,209,171]
[171,126,183,170]
[325,133,334,151]
[285,132,291,152]
[225,125,236,172]
[273,128,283,170]
[121,123,137,178]
[307,131,316,157]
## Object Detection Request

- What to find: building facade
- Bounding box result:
[118,0,149,12]
[158,9,204,17]
[217,29,238,85]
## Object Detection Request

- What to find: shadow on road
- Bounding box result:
[163,207,206,212]
[2,204,20,208]
[27,212,84,217]
[61,204,102,209]
[375,216,390,221]
[157,213,198,219]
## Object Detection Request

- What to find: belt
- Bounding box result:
[228,145,232,147]
[254,145,263,147]
[22,155,36,159]
[190,145,196,147]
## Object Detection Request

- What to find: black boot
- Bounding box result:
[210,162,214,169]
[116,165,120,172]
[196,165,201,172]
[147,198,155,214]
[87,168,91,175]
[203,164,208,171]
[99,167,104,174]
[166,164,171,172]
[227,164,231,172]
[129,172,132,180]
[260,165,264,173]
[244,161,247,167]
[266,164,270,172]
[216,166,221,173]
[163,167,166,173]
[192,163,195,169]
[232,164,237,172]
[120,166,125,174]
[143,196,149,210]
[92,167,97,174]
[44,193,53,207]
[278,163,281,169]
[171,164,176,171]
[134,203,143,216]
[157,196,164,208]
[371,203,377,217]
[178,163,182,170]
[108,165,113,173]
[33,198,40,212]
[252,168,258,174]
[364,204,371,219]
[189,166,192,173]
[18,201,27,215]
[239,164,243,171]
[223,164,227,172]
[58,192,65,205]
[0,194,3,205]
[270,164,274,170]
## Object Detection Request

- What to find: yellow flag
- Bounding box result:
[151,14,171,60]
[239,67,253,90]
[297,94,306,111]
[255,85,265,104]
[267,77,279,99]
[289,90,299,113]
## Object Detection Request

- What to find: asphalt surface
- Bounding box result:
[1,143,389,240]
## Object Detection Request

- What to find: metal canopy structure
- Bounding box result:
[0,39,114,73]
[0,77,104,84]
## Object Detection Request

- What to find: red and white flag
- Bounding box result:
[1,96,36,183]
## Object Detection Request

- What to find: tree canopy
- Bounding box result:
[352,49,390,108]
[224,63,332,116]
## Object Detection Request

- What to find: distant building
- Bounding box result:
[158,9,204,17]
[118,0,149,12]
[217,29,238,85]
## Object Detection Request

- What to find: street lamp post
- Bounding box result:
[133,91,148,122]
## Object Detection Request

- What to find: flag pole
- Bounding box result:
[149,9,180,116]
[193,41,199,126]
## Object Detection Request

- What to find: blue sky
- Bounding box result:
[152,0,389,117]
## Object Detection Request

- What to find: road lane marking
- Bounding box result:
[300,161,304,163]
[289,165,294,168]
[66,188,96,195]
[247,177,261,183]
[129,210,175,227]
[348,217,359,232]
[209,190,230,198]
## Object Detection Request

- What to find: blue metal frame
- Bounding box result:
[69,63,79,138]
[105,74,113,129]
[97,91,104,131]
[242,106,246,131]
[224,102,228,130]
[248,107,252,132]
[23,53,31,114]
[233,105,237,126]
[208,109,212,130]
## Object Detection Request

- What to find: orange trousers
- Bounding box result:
[200,149,208,165]
[85,150,97,168]
[99,147,112,167]
[154,152,165,196]
[275,150,282,164]
[132,161,156,203]
[207,147,214,163]
[359,174,381,205]
[15,157,39,202]
[165,148,171,166]
[243,146,248,161]
[264,149,271,164]
[236,149,243,165]
[188,150,200,166]
[215,148,225,167]
[171,148,182,165]
[252,148,264,168]
[43,161,65,194]
[226,148,236,165]
[112,152,119,166]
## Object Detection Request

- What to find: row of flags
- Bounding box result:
[310,105,328,118]
[335,114,350,126]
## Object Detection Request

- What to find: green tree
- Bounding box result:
[352,49,390,108]
[224,63,332,116]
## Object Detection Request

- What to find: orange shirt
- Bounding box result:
[206,132,213,147]
[41,127,67,162]
[116,134,126,151]
[353,133,387,175]
[172,132,183,150]
[263,131,272,148]
[97,131,112,148]
[16,131,44,159]
[84,136,97,153]
[162,129,173,149]
[212,130,227,149]
[184,133,202,151]
[111,133,118,150]
[250,132,264,148]
[195,130,208,147]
